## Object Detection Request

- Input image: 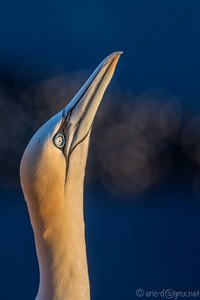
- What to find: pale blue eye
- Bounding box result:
[54,134,65,149]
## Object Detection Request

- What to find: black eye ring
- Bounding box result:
[53,133,65,149]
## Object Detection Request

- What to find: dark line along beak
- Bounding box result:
[63,51,123,156]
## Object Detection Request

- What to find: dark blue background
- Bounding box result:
[1,1,200,299]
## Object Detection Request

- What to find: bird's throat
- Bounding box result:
[33,185,90,300]
[30,146,90,300]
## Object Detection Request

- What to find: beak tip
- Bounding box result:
[108,51,123,60]
[102,51,123,69]
[114,51,123,55]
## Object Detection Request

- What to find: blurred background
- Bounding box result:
[1,0,200,299]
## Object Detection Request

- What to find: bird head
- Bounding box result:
[20,52,122,204]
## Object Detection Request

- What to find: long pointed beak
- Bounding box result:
[63,51,122,154]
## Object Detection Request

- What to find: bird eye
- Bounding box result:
[53,133,65,149]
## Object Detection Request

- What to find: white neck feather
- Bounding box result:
[23,138,90,300]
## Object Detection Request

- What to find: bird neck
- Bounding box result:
[28,147,90,300]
